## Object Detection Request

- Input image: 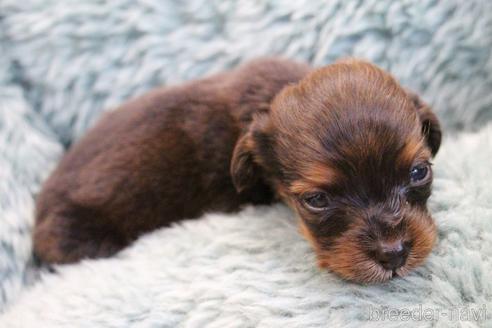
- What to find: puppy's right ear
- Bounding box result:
[230,113,271,193]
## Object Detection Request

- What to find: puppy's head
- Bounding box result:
[231,59,441,283]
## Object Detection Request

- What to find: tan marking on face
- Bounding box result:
[398,137,431,167]
[400,208,437,273]
[289,162,335,195]
[299,220,317,247]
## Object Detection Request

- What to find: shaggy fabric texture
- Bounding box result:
[0,0,491,326]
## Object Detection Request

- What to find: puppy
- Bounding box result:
[34,58,441,283]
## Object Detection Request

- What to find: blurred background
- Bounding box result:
[0,0,491,320]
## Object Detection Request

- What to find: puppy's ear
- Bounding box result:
[408,91,442,156]
[230,114,270,193]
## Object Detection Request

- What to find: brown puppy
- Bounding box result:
[34,58,441,283]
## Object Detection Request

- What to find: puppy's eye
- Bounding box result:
[410,164,430,183]
[303,192,329,210]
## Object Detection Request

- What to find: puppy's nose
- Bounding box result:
[375,240,409,271]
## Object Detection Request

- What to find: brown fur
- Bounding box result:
[34,58,310,263]
[34,58,441,284]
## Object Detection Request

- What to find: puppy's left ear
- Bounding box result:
[408,91,442,156]
[230,113,271,193]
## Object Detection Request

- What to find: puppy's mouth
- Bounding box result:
[376,263,411,281]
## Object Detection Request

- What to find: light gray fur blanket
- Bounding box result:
[0,0,491,326]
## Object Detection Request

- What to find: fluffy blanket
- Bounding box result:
[0,0,491,326]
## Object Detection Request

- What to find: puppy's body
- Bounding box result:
[34,58,310,263]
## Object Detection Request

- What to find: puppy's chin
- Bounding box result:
[299,210,437,284]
